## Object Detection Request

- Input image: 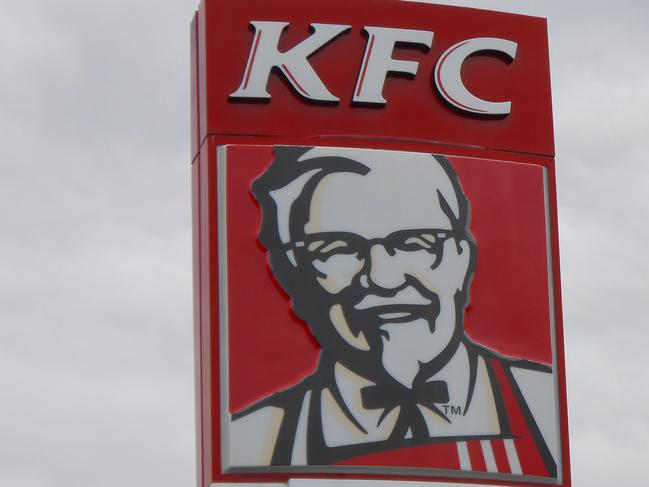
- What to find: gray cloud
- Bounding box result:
[0,1,197,486]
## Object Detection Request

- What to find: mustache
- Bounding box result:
[343,282,441,337]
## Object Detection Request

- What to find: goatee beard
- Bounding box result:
[378,300,457,388]
[379,319,438,388]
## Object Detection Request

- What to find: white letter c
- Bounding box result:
[434,37,517,116]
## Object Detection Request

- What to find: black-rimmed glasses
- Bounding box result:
[286,229,457,263]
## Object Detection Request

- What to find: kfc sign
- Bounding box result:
[191,1,570,487]
[230,22,517,115]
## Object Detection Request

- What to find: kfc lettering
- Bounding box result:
[230,21,518,115]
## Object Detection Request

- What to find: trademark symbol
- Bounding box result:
[442,404,462,416]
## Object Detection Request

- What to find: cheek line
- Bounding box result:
[314,256,365,292]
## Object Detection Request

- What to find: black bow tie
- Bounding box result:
[360,379,450,440]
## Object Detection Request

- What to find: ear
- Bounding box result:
[429,238,473,296]
[455,239,471,292]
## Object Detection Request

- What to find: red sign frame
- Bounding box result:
[190,1,569,487]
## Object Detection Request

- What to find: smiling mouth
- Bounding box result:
[354,304,431,324]
[354,288,432,310]
[378,312,411,320]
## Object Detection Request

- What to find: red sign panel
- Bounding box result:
[191,1,569,487]
[191,0,554,159]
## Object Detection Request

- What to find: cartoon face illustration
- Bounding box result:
[254,147,475,389]
[226,145,559,481]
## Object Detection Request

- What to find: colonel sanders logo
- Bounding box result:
[224,146,559,481]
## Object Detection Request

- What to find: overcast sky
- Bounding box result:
[1,1,647,486]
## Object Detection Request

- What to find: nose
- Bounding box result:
[366,243,407,290]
